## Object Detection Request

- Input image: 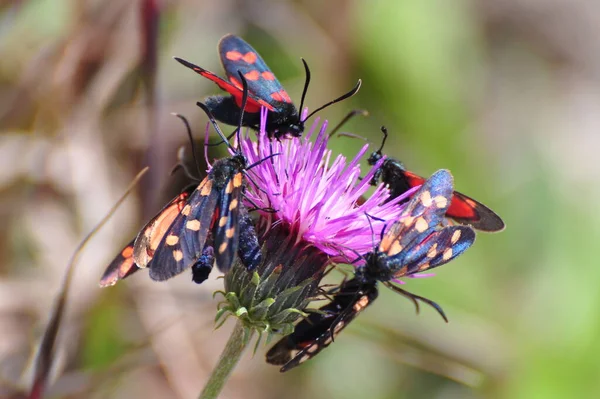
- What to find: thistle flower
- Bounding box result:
[242,108,408,261]
[215,108,412,339]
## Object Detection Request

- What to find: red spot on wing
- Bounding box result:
[225,51,257,64]
[270,90,292,103]
[242,52,257,64]
[229,76,243,90]
[227,77,274,112]
[281,91,292,103]
[225,51,243,61]
[244,70,260,81]
[262,71,275,80]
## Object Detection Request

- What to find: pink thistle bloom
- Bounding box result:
[240,108,412,264]
[215,108,442,336]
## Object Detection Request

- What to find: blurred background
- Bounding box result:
[1,0,599,398]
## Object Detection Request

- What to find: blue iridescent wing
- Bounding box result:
[378,169,454,257]
[218,34,294,109]
[191,243,215,284]
[212,172,245,273]
[394,225,476,278]
[143,177,218,281]
[237,203,261,271]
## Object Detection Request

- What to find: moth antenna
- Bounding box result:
[328,109,369,137]
[297,58,311,118]
[336,132,370,142]
[384,283,448,323]
[302,79,362,122]
[376,125,389,154]
[235,70,249,152]
[364,212,381,254]
[335,243,367,265]
[196,102,236,153]
[171,113,201,177]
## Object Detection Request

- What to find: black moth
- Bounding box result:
[111,73,261,284]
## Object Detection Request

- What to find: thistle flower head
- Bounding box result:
[240,108,411,263]
[215,108,415,338]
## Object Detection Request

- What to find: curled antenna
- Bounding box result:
[335,242,368,265]
[171,113,201,177]
[196,101,236,153]
[328,109,369,137]
[376,125,389,155]
[383,282,448,323]
[302,79,362,123]
[297,58,311,118]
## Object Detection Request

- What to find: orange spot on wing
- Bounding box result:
[442,248,453,261]
[121,246,134,258]
[118,258,136,277]
[394,265,408,278]
[379,235,393,252]
[244,70,260,81]
[219,242,228,254]
[225,180,234,194]
[233,173,243,188]
[200,178,213,196]
[388,240,403,256]
[149,204,183,251]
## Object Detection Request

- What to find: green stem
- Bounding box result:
[199,320,252,399]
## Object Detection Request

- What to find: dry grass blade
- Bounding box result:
[27,167,149,399]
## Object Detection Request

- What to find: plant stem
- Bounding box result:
[199,320,252,399]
